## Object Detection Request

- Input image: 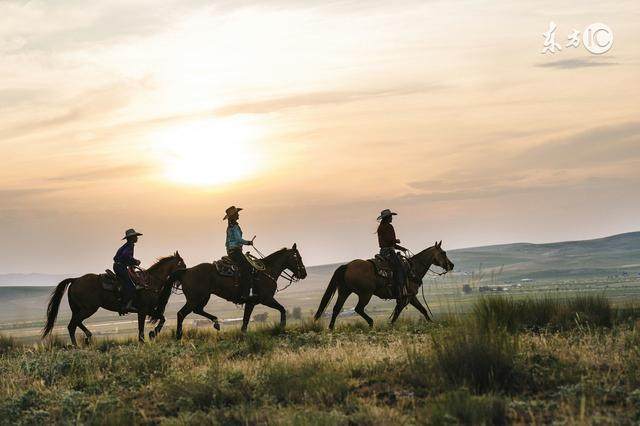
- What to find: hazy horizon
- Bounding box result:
[1,0,639,274]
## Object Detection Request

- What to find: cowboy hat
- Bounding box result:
[377,209,398,221]
[122,228,143,240]
[223,206,243,220]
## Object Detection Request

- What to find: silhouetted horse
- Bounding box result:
[314,241,454,329]
[42,252,186,345]
[170,245,307,338]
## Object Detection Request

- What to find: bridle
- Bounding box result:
[137,255,185,294]
[251,245,305,292]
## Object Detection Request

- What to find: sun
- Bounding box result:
[154,119,262,186]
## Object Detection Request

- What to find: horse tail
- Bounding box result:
[42,278,74,338]
[314,264,347,320]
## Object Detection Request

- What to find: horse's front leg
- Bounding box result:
[241,303,255,332]
[262,297,287,329]
[137,313,146,342]
[390,299,409,324]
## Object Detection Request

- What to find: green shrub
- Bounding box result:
[474,295,613,333]
[260,359,350,405]
[432,325,518,394]
[430,389,507,425]
[0,334,16,355]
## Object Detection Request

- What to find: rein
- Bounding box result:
[406,248,447,319]
[251,245,300,292]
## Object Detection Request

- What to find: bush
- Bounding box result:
[0,334,16,355]
[432,325,518,394]
[474,295,613,333]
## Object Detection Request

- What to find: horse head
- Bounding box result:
[431,240,454,272]
[285,243,307,280]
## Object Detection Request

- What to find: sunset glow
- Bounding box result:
[154,119,263,187]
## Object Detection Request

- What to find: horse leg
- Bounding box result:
[390,299,410,324]
[241,303,255,333]
[176,304,193,340]
[355,293,374,328]
[193,306,221,331]
[329,289,350,331]
[149,315,165,340]
[67,317,78,347]
[409,296,433,322]
[69,308,97,346]
[262,297,287,329]
[137,313,146,342]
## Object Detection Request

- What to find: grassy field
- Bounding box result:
[2,295,640,425]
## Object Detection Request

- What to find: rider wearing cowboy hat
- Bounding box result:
[377,209,408,301]
[113,228,142,314]
[224,206,256,303]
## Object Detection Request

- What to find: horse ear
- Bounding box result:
[292,243,297,249]
[438,240,442,247]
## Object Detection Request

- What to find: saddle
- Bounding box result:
[368,254,411,280]
[101,267,150,292]
[213,252,266,278]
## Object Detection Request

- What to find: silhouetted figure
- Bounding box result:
[377,209,408,301]
[113,228,142,314]
[224,206,255,303]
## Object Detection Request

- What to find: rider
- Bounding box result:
[113,228,142,314]
[376,209,408,301]
[223,206,255,303]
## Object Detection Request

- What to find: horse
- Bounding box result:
[42,252,186,345]
[314,241,454,329]
[170,244,307,338]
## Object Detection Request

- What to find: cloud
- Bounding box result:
[519,121,640,168]
[47,164,155,183]
[214,84,444,116]
[536,58,618,69]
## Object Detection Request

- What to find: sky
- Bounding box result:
[1,0,639,274]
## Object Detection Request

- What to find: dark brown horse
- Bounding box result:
[314,241,454,329]
[170,244,307,338]
[42,252,186,345]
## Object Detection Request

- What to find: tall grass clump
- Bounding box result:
[474,294,613,333]
[0,334,16,355]
[432,324,518,394]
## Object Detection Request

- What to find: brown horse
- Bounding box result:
[314,241,454,329]
[42,252,186,345]
[170,244,307,338]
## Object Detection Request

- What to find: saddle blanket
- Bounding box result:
[368,254,410,280]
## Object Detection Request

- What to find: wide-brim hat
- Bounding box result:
[223,206,243,220]
[123,228,143,240]
[377,209,398,221]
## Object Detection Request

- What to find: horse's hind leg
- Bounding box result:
[355,293,374,328]
[262,297,287,329]
[176,304,193,340]
[149,316,165,340]
[137,313,146,342]
[67,318,78,346]
[329,289,350,330]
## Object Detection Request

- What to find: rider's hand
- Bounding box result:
[135,259,141,266]
[396,239,401,243]
[247,236,256,246]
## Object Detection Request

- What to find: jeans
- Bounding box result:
[228,249,254,298]
[114,263,136,303]
[380,248,406,297]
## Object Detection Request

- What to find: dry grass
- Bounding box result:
[1,296,640,424]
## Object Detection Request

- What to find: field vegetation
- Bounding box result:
[1,295,640,425]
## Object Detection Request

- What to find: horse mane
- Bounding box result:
[262,247,289,263]
[148,254,177,272]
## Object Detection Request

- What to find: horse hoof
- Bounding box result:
[149,330,156,340]
[213,322,220,331]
